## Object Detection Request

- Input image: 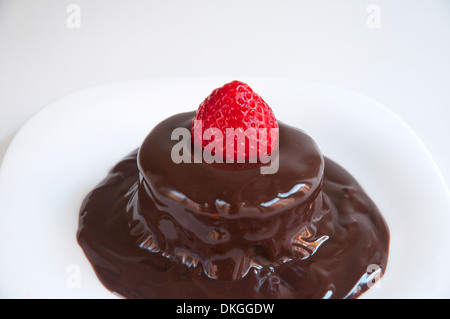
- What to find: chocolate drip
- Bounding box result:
[77,112,389,299]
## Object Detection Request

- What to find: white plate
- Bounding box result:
[1,77,449,299]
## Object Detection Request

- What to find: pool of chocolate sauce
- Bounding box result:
[77,111,389,299]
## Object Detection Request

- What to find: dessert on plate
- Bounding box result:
[77,80,389,299]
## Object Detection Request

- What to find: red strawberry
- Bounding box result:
[191,81,278,162]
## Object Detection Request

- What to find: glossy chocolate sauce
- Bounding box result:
[77,111,389,299]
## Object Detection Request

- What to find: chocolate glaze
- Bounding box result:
[77,111,389,299]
